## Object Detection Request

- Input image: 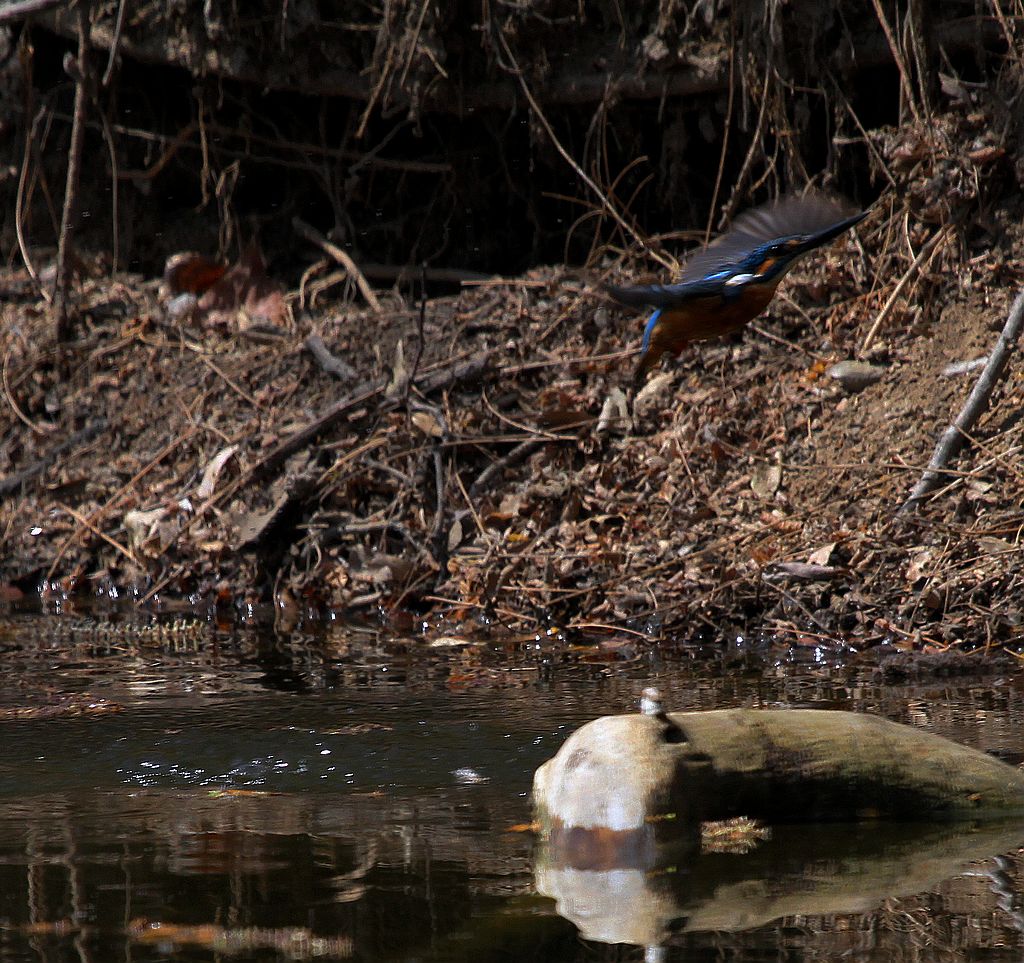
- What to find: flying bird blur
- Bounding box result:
[605,193,868,383]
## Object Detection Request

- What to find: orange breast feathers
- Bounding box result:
[654,281,778,351]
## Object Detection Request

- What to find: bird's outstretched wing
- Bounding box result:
[606,192,866,309]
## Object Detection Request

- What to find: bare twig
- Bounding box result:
[398,0,431,88]
[469,439,545,500]
[901,291,1024,512]
[56,501,140,567]
[1,348,55,435]
[831,81,899,190]
[428,443,447,566]
[705,10,737,243]
[321,518,423,554]
[859,223,952,354]
[718,65,772,229]
[405,265,427,406]
[361,262,493,285]
[136,350,493,604]
[747,321,827,361]
[196,353,265,409]
[100,0,126,85]
[905,0,935,120]
[988,0,1024,73]
[304,334,358,381]
[868,0,922,124]
[46,425,197,579]
[95,105,120,270]
[416,352,492,394]
[494,28,674,272]
[292,217,383,314]
[53,2,92,343]
[15,104,47,300]
[38,9,999,113]
[117,120,199,181]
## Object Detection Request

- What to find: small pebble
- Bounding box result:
[165,292,198,321]
[826,359,885,393]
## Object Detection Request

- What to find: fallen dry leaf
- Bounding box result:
[750,464,782,499]
[808,542,836,567]
[198,245,288,331]
[195,445,239,500]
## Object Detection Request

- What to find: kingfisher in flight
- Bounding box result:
[605,193,868,384]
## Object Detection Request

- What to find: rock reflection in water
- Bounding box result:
[535,821,1024,954]
[4,785,1024,961]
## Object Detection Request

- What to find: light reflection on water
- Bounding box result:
[0,615,1023,961]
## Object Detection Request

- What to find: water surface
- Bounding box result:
[1,613,1023,961]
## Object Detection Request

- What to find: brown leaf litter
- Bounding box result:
[2,107,1024,657]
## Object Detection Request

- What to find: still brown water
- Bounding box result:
[1,612,1024,961]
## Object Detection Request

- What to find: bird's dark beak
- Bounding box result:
[794,209,869,255]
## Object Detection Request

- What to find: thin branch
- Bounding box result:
[901,291,1024,512]
[988,0,1024,74]
[100,0,127,86]
[494,28,674,272]
[704,9,737,243]
[859,224,951,354]
[0,418,106,497]
[469,439,545,500]
[719,64,773,229]
[45,425,197,579]
[1,347,55,435]
[304,334,358,381]
[36,11,999,112]
[53,2,92,343]
[428,443,447,567]
[868,0,922,124]
[405,265,427,406]
[135,350,493,605]
[15,105,47,299]
[292,217,383,314]
[56,501,141,568]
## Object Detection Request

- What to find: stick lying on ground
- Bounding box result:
[304,334,358,382]
[901,290,1024,512]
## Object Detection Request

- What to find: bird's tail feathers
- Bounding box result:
[604,282,677,309]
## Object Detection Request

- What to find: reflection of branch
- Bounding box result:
[901,291,1024,512]
[129,921,354,957]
